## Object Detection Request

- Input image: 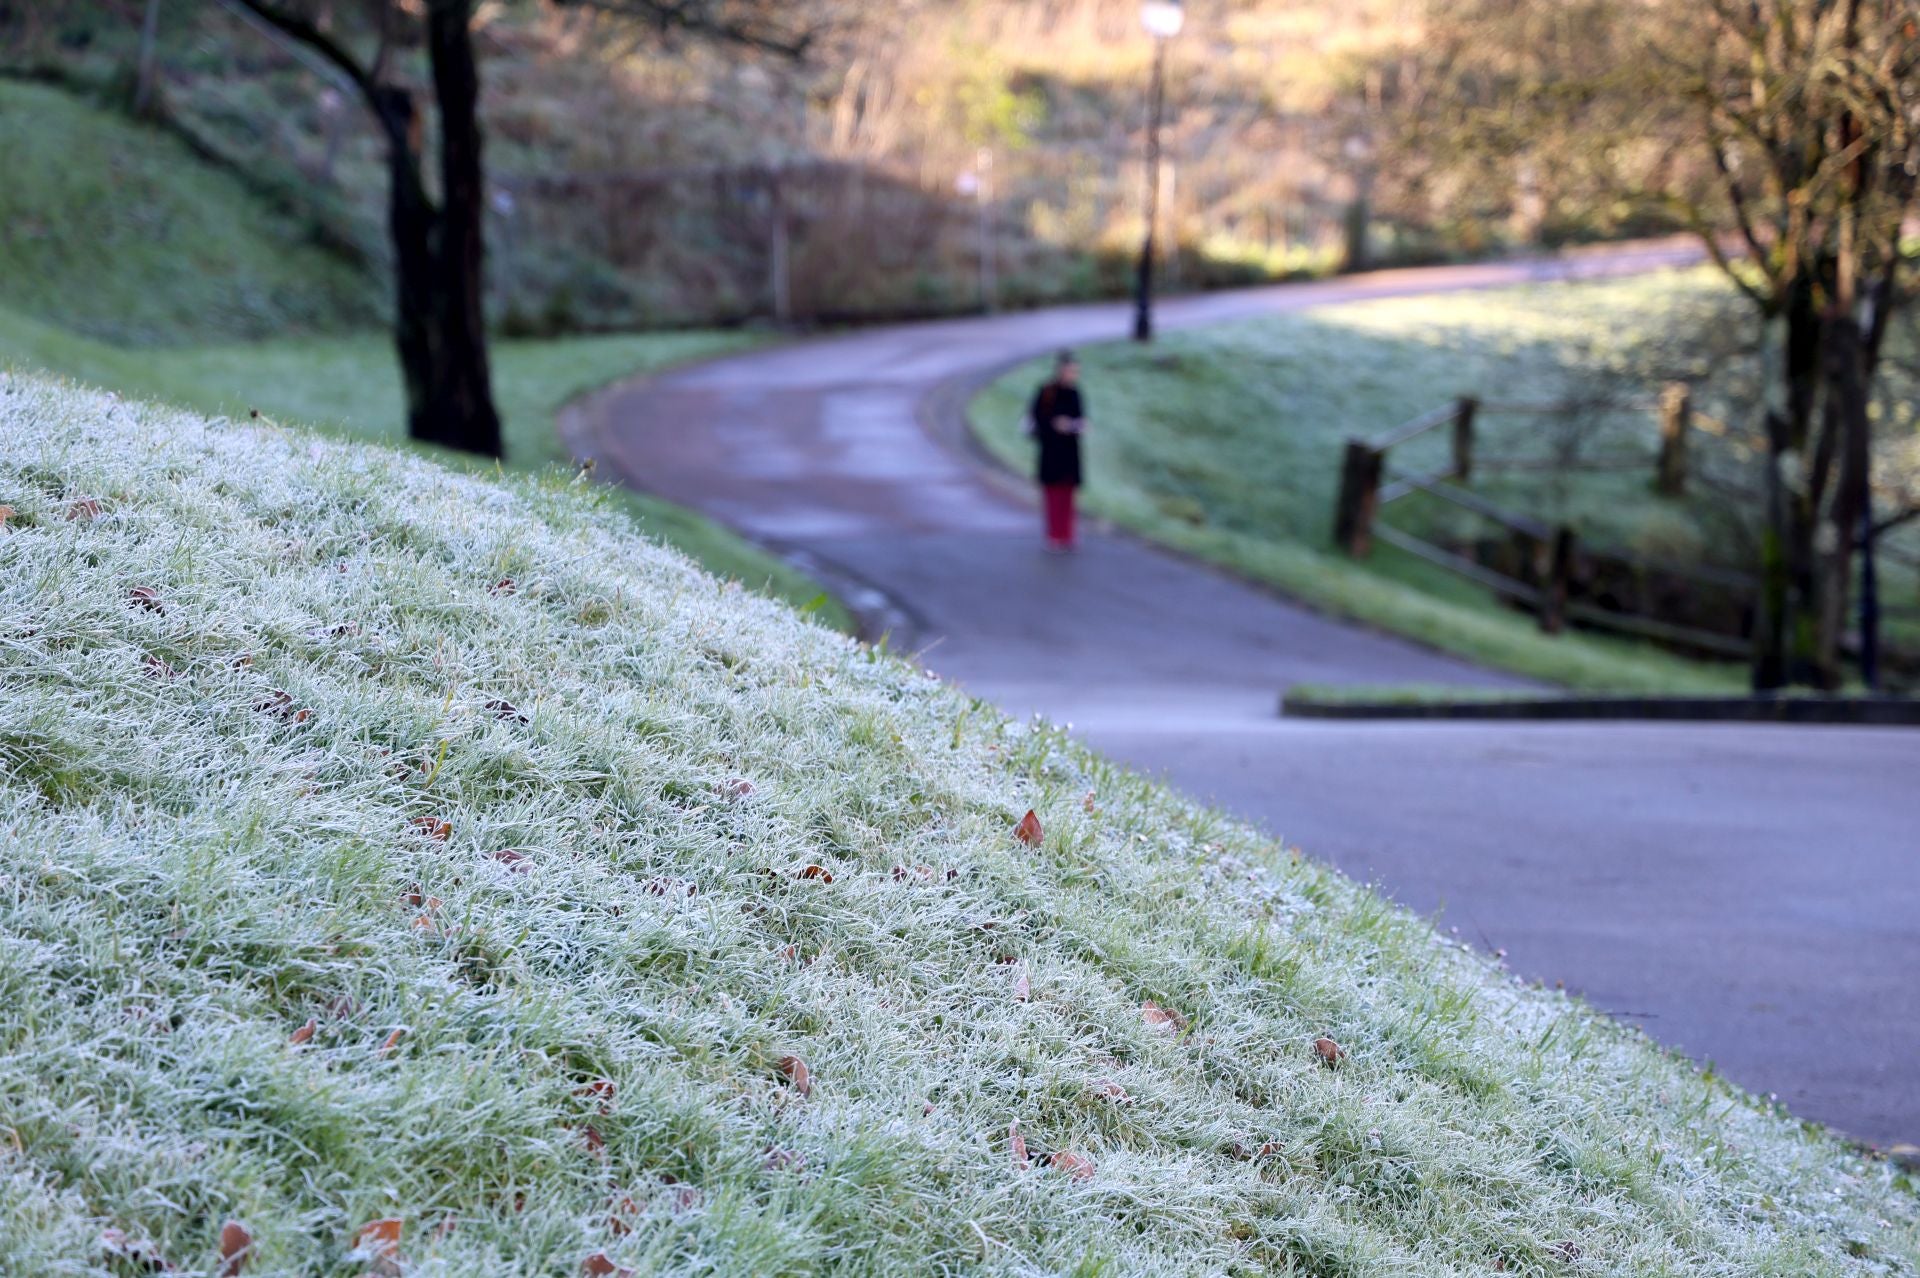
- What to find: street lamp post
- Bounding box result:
[1133,0,1182,342]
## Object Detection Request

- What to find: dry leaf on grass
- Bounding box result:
[581,1252,634,1278]
[717,776,756,799]
[351,1218,402,1264]
[1049,1151,1096,1181]
[794,864,833,884]
[1088,1079,1133,1105]
[575,1078,616,1112]
[288,1018,316,1046]
[778,1054,812,1097]
[99,1227,170,1271]
[1141,1001,1188,1034]
[65,497,102,521]
[484,698,528,724]
[1012,966,1031,1002]
[411,817,453,843]
[1313,1036,1345,1066]
[579,1125,606,1155]
[489,577,517,597]
[376,1027,406,1056]
[1014,809,1043,846]
[217,1221,252,1276]
[489,848,532,873]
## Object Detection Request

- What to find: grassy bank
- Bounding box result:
[1,375,1914,1274]
[970,271,1798,694]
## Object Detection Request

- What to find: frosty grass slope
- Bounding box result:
[1,374,1914,1277]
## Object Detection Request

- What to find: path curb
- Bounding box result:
[1280,691,1920,726]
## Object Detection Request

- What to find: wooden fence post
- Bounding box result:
[1333,440,1384,557]
[1540,525,1577,634]
[1452,396,1478,483]
[1655,382,1690,496]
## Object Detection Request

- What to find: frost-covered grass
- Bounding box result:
[2,375,1916,1276]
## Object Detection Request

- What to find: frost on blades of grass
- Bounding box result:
[0,374,1915,1276]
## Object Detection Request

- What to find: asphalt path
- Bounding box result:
[570,242,1920,1148]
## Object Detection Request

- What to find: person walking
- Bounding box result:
[1028,350,1087,552]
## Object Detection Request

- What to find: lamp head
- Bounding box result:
[1141,0,1184,39]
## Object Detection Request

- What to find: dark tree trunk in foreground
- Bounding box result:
[238,0,503,459]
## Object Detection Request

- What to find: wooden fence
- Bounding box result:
[1332,389,1758,658]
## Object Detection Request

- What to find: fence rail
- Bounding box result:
[1331,387,1757,657]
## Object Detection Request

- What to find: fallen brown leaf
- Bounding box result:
[489,849,532,873]
[0,504,14,527]
[794,864,833,884]
[763,1147,805,1172]
[1313,1036,1344,1066]
[579,1124,606,1155]
[575,1078,616,1112]
[288,1018,317,1046]
[1088,1079,1133,1105]
[411,817,453,843]
[581,1252,634,1278]
[377,1027,406,1056]
[1014,809,1043,847]
[99,1227,171,1271]
[141,655,177,681]
[717,776,755,799]
[1009,1120,1030,1171]
[1141,1001,1188,1034]
[217,1220,252,1277]
[65,497,102,521]
[778,1054,812,1097]
[1082,791,1097,814]
[484,698,528,724]
[606,1193,639,1236]
[1049,1151,1096,1181]
[352,1218,402,1258]
[489,577,517,597]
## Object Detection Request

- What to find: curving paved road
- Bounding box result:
[569,243,1920,1149]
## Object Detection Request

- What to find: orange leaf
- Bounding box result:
[0,504,14,527]
[65,497,101,521]
[581,1252,634,1278]
[217,1220,253,1277]
[717,776,756,799]
[1313,1036,1344,1066]
[1141,1000,1188,1034]
[377,1027,406,1056]
[778,1054,812,1097]
[1089,1079,1133,1104]
[579,1124,606,1155]
[606,1193,639,1236]
[1049,1151,1096,1181]
[411,817,453,843]
[288,1018,317,1046]
[1014,809,1043,846]
[794,864,833,884]
[1009,1120,1030,1171]
[575,1078,616,1112]
[490,849,532,873]
[353,1218,402,1257]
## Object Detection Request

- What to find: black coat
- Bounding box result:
[1031,383,1085,488]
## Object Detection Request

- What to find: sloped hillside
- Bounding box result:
[0,375,1914,1276]
[0,78,378,346]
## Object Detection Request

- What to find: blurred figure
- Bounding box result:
[1027,350,1087,552]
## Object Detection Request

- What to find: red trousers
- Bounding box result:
[1043,484,1077,548]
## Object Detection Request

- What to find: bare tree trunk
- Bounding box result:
[420,0,502,457]
[133,0,163,116]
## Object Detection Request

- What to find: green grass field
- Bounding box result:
[0,79,847,632]
[971,270,1873,694]
[2,375,1915,1274]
